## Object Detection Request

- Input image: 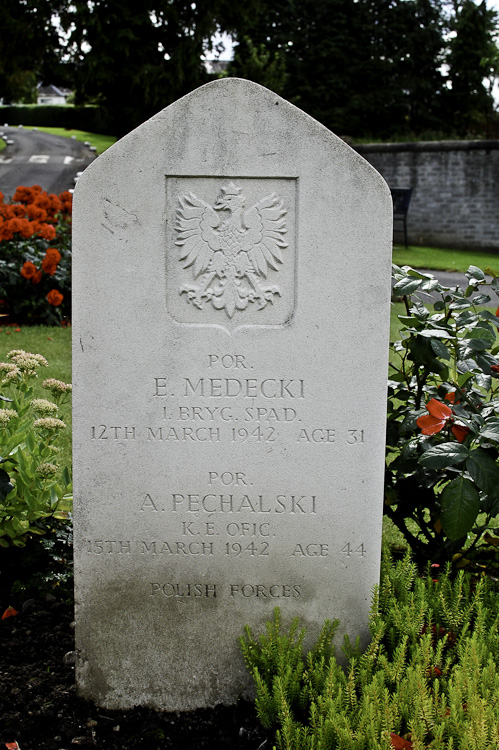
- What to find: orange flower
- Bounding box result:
[18,219,36,239]
[34,194,51,211]
[36,223,57,241]
[47,194,62,217]
[32,270,43,284]
[491,364,499,373]
[1,605,19,619]
[11,205,26,218]
[13,186,34,203]
[41,259,58,275]
[45,248,61,263]
[4,218,24,238]
[417,399,452,435]
[417,398,469,443]
[390,734,413,750]
[21,261,38,280]
[452,424,471,442]
[26,204,47,222]
[46,289,64,306]
[58,191,73,216]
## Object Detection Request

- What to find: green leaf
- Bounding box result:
[416,329,453,339]
[473,294,491,305]
[480,309,499,327]
[449,299,472,310]
[469,323,496,345]
[393,278,422,295]
[419,442,469,469]
[440,478,480,540]
[26,431,35,453]
[430,338,451,360]
[466,450,499,497]
[405,268,434,279]
[462,338,489,352]
[63,466,71,487]
[480,420,499,442]
[466,265,486,281]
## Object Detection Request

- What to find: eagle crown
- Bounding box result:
[214,182,246,213]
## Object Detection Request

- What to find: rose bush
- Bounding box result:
[0,186,72,324]
[386,264,499,569]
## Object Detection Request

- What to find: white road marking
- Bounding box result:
[64,156,74,165]
[29,154,50,164]
[0,157,12,164]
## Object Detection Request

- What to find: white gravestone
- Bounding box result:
[72,78,392,711]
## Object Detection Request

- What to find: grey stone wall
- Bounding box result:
[356,141,499,250]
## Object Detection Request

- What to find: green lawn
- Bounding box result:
[392,243,499,274]
[23,126,116,155]
[0,139,5,153]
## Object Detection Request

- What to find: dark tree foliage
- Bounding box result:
[446,0,499,135]
[230,0,498,139]
[60,0,259,136]
[0,0,65,104]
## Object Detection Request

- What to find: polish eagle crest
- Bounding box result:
[174,182,288,319]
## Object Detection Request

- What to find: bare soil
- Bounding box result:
[0,544,271,750]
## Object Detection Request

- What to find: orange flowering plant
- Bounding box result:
[387,264,499,568]
[0,186,71,324]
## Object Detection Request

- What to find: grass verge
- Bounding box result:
[392,243,499,273]
[23,126,116,155]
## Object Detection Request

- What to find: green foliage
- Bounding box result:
[59,0,259,136]
[230,36,288,95]
[229,0,499,140]
[386,264,499,567]
[0,105,114,136]
[241,551,499,749]
[0,0,62,105]
[0,349,72,547]
[446,0,499,136]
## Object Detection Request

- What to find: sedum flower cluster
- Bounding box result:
[0,349,72,547]
[0,408,18,426]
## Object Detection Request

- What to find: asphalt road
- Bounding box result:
[0,126,97,198]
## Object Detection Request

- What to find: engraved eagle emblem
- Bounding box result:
[175,182,288,318]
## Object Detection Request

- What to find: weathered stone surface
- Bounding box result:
[72,78,392,711]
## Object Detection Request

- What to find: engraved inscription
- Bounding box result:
[175,182,288,318]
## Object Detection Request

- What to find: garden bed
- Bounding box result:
[0,592,271,750]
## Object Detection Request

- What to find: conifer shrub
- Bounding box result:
[241,551,499,749]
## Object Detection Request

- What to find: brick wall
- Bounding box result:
[356,141,499,250]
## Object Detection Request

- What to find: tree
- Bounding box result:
[61,0,259,136]
[229,0,449,139]
[0,0,64,104]
[446,0,499,135]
